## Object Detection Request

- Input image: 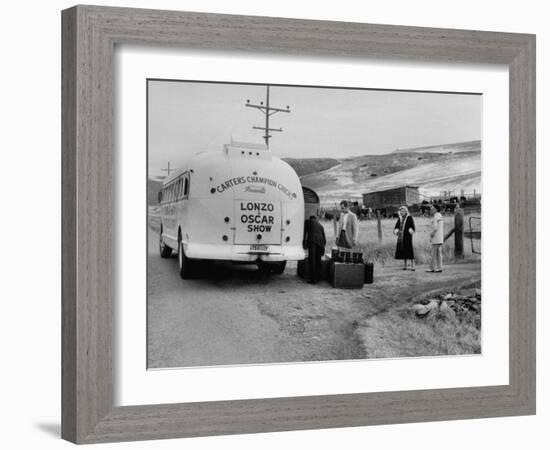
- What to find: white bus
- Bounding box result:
[158,141,306,278]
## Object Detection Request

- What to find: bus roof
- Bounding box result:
[160,141,303,202]
[162,141,271,186]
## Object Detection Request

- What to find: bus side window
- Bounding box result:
[184,176,189,198]
[178,178,183,199]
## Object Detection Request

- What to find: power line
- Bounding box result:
[245,85,290,148]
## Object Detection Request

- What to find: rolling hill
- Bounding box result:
[393,140,481,154]
[281,157,340,176]
[293,141,481,205]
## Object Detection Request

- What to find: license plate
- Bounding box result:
[249,244,269,252]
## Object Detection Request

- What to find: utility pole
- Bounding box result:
[161,162,173,177]
[245,85,291,148]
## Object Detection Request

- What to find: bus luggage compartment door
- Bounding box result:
[234,200,282,246]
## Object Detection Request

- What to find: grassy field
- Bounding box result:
[321,214,481,266]
[356,283,482,358]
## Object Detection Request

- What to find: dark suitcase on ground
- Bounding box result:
[330,262,364,289]
[364,262,374,284]
[297,258,309,280]
[320,257,331,281]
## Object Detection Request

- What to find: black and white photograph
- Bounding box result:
[147,79,482,369]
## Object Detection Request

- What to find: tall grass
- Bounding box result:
[321,215,481,266]
[357,304,481,358]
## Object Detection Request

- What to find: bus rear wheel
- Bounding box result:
[258,261,286,275]
[271,261,287,274]
[159,230,172,258]
[178,238,193,279]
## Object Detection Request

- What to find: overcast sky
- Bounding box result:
[148,80,481,178]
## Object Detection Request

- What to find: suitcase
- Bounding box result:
[364,261,374,284]
[320,257,331,281]
[352,252,364,264]
[333,249,364,264]
[297,258,310,280]
[330,262,364,289]
[342,250,355,263]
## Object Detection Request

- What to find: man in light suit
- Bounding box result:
[336,200,359,249]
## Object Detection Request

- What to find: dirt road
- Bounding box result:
[147,226,481,368]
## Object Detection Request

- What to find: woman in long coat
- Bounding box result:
[393,205,416,270]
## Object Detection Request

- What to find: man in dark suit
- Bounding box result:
[303,215,327,284]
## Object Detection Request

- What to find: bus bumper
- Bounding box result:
[184,243,305,262]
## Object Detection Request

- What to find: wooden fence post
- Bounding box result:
[376,211,382,243]
[454,207,464,258]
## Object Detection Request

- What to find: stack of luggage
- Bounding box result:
[297,249,374,288]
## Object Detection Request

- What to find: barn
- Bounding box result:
[302,186,320,218]
[362,185,420,209]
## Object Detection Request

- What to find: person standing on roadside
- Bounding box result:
[393,205,416,270]
[427,204,444,272]
[336,200,358,250]
[304,215,326,284]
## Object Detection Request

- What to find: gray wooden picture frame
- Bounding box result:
[61,5,536,444]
